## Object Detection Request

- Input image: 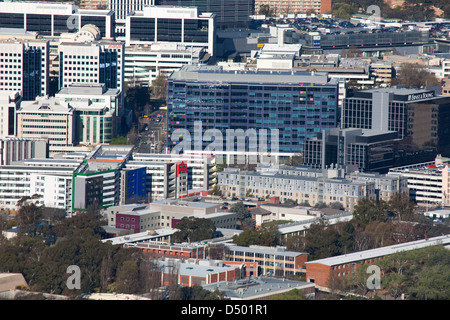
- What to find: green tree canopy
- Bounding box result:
[172,216,216,243]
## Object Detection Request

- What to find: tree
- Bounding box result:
[211,185,221,196]
[109,135,128,145]
[115,260,140,294]
[352,198,389,227]
[229,201,254,229]
[392,63,441,88]
[258,4,272,17]
[332,2,356,20]
[172,217,216,243]
[232,222,280,247]
[388,193,415,222]
[150,74,168,100]
[377,245,450,299]
[16,195,44,237]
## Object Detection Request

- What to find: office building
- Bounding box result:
[224,245,308,277]
[125,5,216,55]
[303,128,400,173]
[124,43,210,87]
[342,87,450,157]
[167,65,339,154]
[0,91,21,138]
[0,2,115,39]
[254,0,332,16]
[16,96,76,156]
[153,0,254,29]
[0,38,49,101]
[58,41,124,98]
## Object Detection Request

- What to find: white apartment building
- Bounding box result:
[131,153,217,191]
[125,160,188,201]
[218,165,378,211]
[125,5,216,55]
[0,38,49,100]
[0,158,81,213]
[16,96,76,156]
[124,43,209,87]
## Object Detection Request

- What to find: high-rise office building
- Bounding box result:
[303,127,400,173]
[341,87,450,157]
[0,38,49,101]
[0,91,21,138]
[16,96,76,156]
[167,65,339,154]
[153,0,254,29]
[0,2,115,39]
[58,41,124,103]
[125,5,216,55]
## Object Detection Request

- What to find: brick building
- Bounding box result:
[225,245,308,277]
[158,259,243,287]
[305,234,450,290]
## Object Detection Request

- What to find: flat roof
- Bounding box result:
[170,65,337,85]
[101,228,176,246]
[306,234,450,266]
[203,277,314,300]
[227,245,307,258]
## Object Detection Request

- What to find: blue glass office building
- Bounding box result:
[167,65,339,153]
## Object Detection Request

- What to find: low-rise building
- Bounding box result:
[158,259,243,287]
[224,245,309,277]
[305,234,450,290]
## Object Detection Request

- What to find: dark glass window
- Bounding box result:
[26,14,52,36]
[129,18,155,42]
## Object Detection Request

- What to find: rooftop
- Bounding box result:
[170,65,337,85]
[227,245,307,258]
[306,234,450,266]
[203,276,314,300]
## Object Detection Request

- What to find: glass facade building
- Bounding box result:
[342,88,450,161]
[167,65,339,153]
